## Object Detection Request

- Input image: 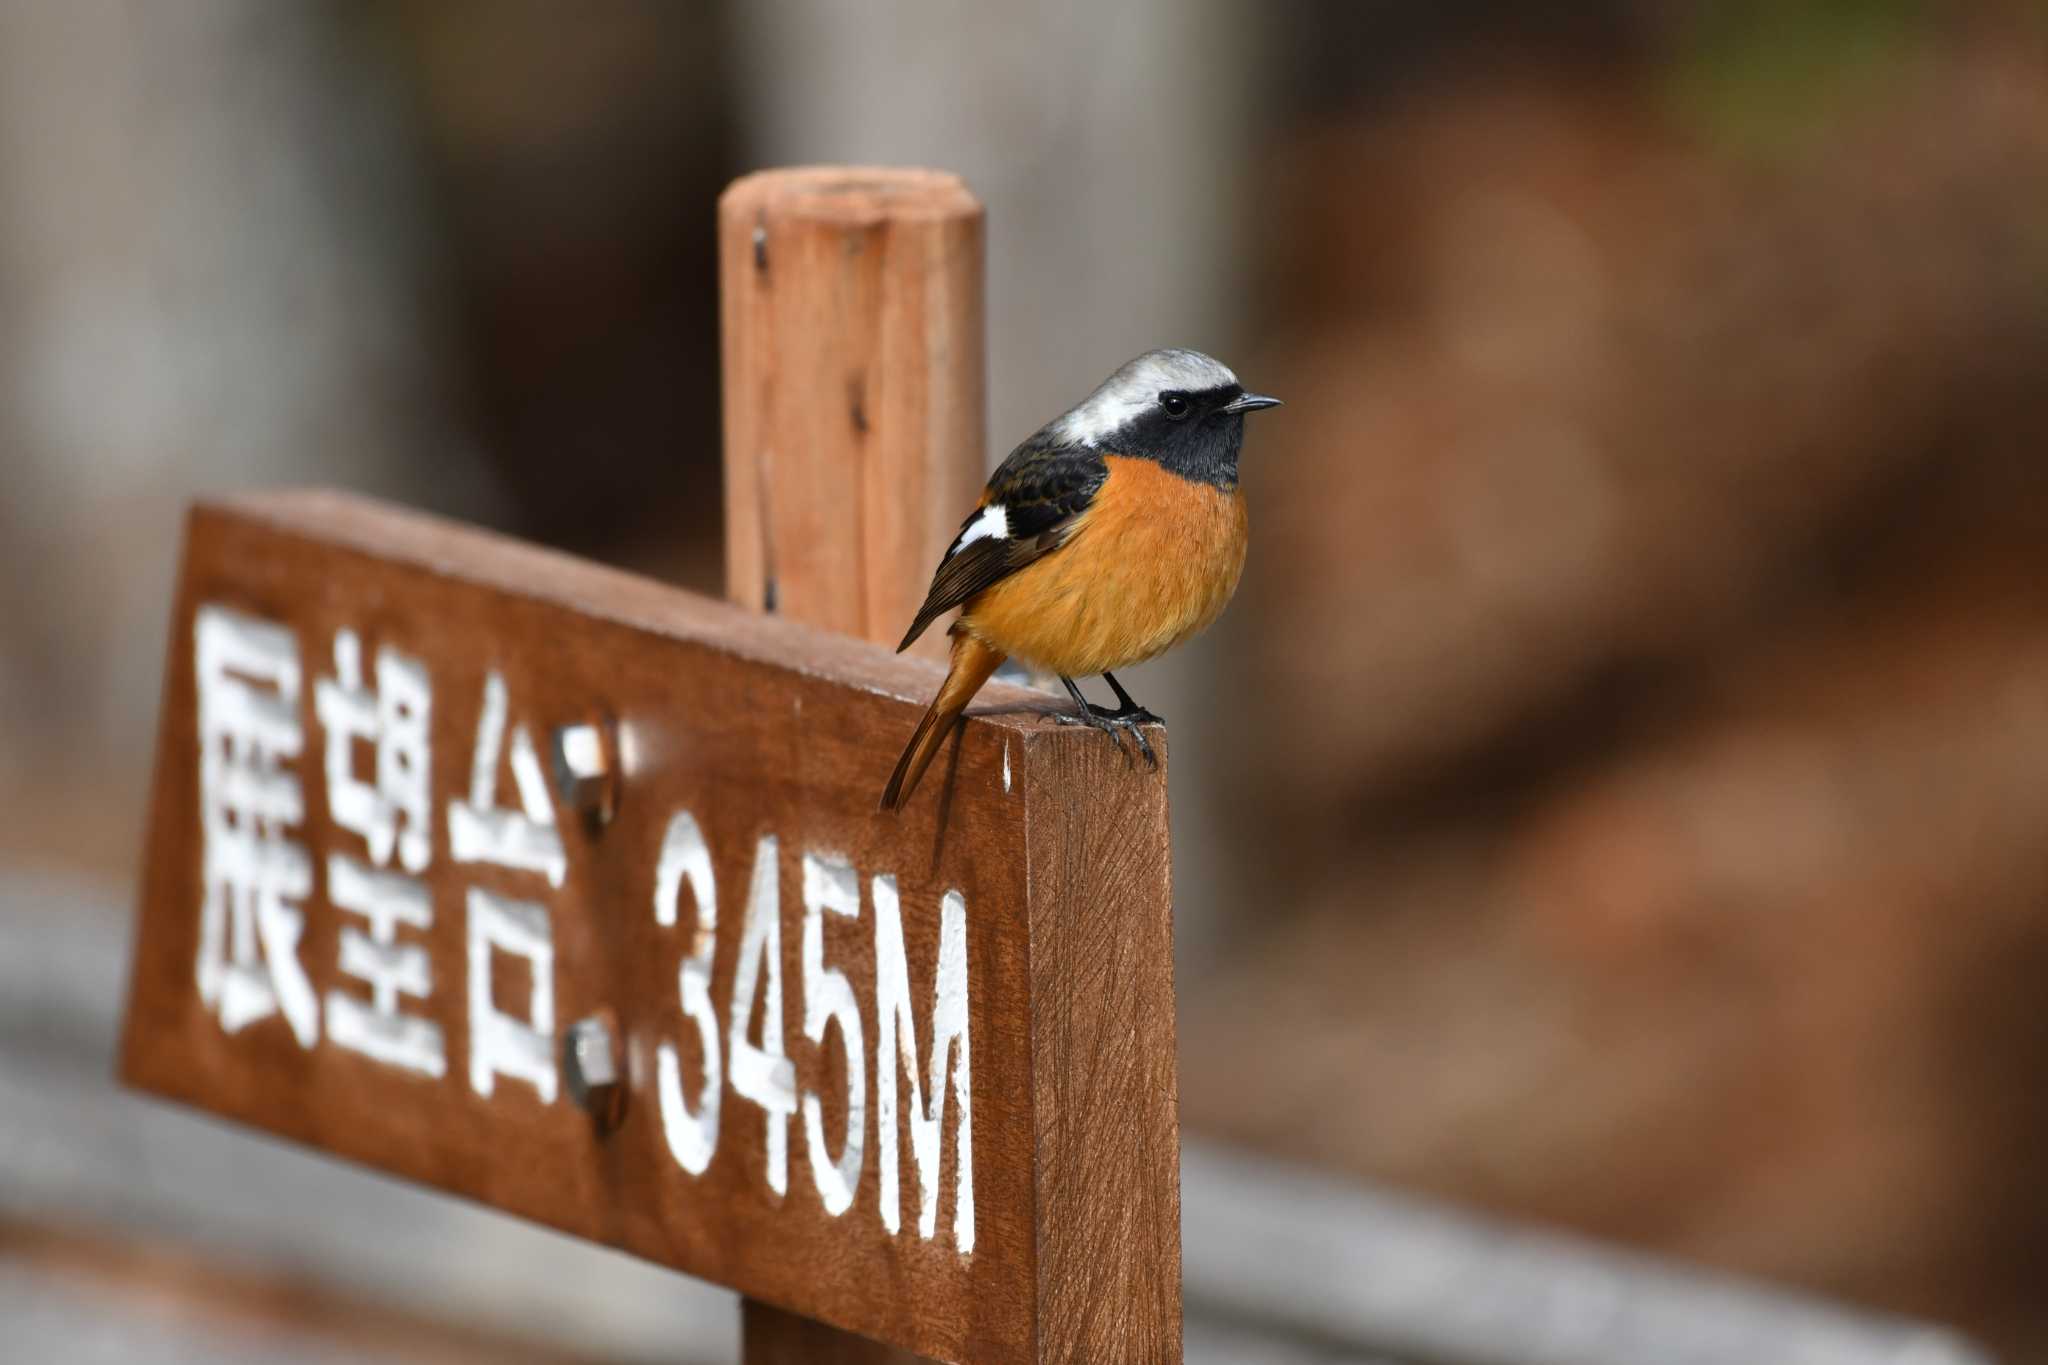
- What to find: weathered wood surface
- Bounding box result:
[1024,732,1181,1364]
[719,166,986,660]
[119,489,1178,1364]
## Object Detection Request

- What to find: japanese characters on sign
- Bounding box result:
[188,598,972,1252]
[126,493,1184,1365]
[194,605,316,1046]
[315,628,441,1077]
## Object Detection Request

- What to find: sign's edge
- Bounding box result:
[196,489,1058,729]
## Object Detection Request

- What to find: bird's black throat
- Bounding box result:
[1101,383,1249,490]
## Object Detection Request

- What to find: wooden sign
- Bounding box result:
[120,490,1180,1364]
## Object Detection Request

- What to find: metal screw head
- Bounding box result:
[550,715,619,827]
[562,1011,625,1134]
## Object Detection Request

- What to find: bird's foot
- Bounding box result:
[1106,701,1164,727]
[1053,702,1160,769]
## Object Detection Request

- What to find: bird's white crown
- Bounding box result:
[1052,348,1239,447]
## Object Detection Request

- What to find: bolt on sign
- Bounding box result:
[121,490,1180,1364]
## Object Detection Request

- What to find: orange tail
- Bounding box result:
[880,631,1006,811]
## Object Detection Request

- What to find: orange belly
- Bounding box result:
[960,455,1248,677]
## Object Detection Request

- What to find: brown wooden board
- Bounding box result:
[119,490,1180,1364]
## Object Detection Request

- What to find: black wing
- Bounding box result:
[895,438,1107,651]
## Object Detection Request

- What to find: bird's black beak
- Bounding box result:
[1221,392,1282,415]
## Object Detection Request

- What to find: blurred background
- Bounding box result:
[4,1,2047,1361]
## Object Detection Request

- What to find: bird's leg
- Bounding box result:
[1051,675,1156,769]
[1055,676,1116,730]
[1097,671,1160,767]
[1100,672,1164,726]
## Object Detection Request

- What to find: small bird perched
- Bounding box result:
[881,348,1280,810]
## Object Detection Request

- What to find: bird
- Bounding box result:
[880,347,1281,810]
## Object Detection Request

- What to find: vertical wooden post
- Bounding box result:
[720,167,985,1362]
[721,166,985,659]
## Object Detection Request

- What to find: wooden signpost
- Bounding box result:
[119,168,1182,1365]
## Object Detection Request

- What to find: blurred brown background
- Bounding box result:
[3,1,2046,1361]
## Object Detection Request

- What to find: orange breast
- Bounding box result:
[961,455,1248,677]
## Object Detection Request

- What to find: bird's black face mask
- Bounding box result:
[1107,383,1273,490]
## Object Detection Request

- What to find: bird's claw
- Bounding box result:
[1053,705,1160,770]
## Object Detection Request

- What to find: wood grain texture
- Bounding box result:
[1025,733,1182,1364]
[119,491,1178,1364]
[719,166,986,660]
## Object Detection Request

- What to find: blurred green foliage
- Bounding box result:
[1663,0,1927,158]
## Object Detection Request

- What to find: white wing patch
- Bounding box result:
[949,504,1009,557]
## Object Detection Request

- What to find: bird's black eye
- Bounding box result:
[1159,390,1192,420]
